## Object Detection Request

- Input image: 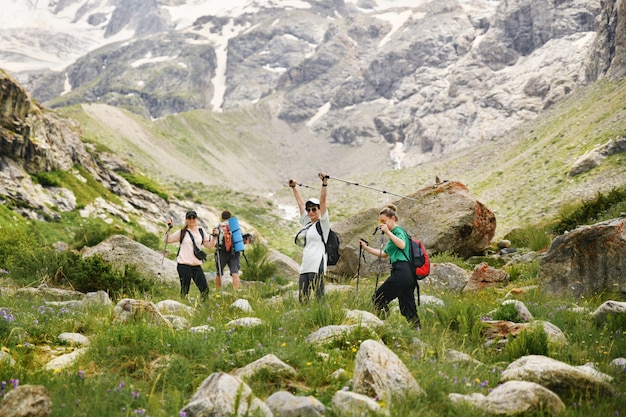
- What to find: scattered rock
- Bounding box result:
[352,339,426,401]
[0,385,52,417]
[538,217,626,298]
[420,262,470,294]
[43,348,88,371]
[449,380,565,416]
[58,332,89,346]
[464,263,510,292]
[225,317,263,328]
[266,390,326,417]
[180,372,272,417]
[231,354,297,381]
[591,300,626,322]
[332,390,387,417]
[500,355,614,399]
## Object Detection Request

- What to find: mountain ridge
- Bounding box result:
[5,0,620,173]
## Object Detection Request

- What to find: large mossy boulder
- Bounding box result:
[538,217,626,298]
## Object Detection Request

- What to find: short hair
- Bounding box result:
[221,210,232,220]
[379,204,398,220]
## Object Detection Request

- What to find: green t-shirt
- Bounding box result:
[384,226,410,264]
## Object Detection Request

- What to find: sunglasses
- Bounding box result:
[186,215,197,219]
[306,207,318,213]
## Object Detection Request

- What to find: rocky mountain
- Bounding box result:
[0,69,180,233]
[4,0,624,172]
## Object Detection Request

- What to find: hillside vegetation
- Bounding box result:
[1,76,626,416]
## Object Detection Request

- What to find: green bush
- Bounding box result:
[552,186,626,234]
[430,251,472,270]
[505,225,552,251]
[503,325,549,361]
[241,242,277,282]
[48,252,152,296]
[32,171,63,187]
[505,260,540,282]
[72,221,124,249]
[492,303,521,322]
[434,302,486,345]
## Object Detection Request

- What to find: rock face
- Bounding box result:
[7,0,618,171]
[0,70,92,173]
[0,70,184,232]
[586,0,626,80]
[333,181,496,276]
[537,217,626,298]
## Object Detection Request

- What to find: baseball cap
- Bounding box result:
[185,210,198,219]
[305,198,320,207]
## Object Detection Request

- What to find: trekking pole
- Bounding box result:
[356,243,365,300]
[158,224,173,278]
[215,229,223,297]
[326,175,418,201]
[293,181,316,190]
[161,224,172,264]
[374,229,384,292]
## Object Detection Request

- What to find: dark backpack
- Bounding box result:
[316,222,340,266]
[402,233,430,280]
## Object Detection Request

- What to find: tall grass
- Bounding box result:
[1,266,626,416]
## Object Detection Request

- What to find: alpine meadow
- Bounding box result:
[1,0,626,417]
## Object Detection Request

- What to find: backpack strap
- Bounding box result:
[177,228,203,256]
[397,226,411,262]
[315,221,327,247]
[294,221,315,246]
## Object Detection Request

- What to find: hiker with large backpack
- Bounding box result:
[359,204,421,330]
[165,210,216,300]
[213,210,242,292]
[290,172,331,303]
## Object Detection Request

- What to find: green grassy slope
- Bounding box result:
[54,77,626,242]
[310,78,626,237]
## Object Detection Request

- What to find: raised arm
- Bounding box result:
[318,172,328,215]
[289,178,306,215]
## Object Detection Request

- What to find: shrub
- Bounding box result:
[431,251,472,270]
[503,325,549,361]
[552,186,626,234]
[505,260,539,282]
[72,221,124,249]
[241,242,277,282]
[32,171,63,187]
[435,302,486,345]
[48,251,152,296]
[492,303,521,322]
[505,225,552,251]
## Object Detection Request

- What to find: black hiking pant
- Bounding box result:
[299,259,325,303]
[372,260,420,328]
[177,263,208,299]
